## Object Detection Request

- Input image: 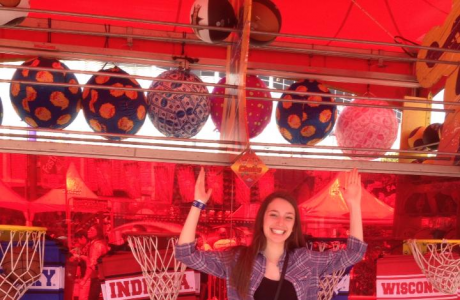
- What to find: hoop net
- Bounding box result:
[0,225,46,300]
[308,241,346,300]
[407,239,460,294]
[126,234,186,300]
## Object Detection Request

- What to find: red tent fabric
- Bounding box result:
[27,0,451,49]
[0,0,450,98]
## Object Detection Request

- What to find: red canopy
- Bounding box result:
[28,0,451,48]
[0,0,451,98]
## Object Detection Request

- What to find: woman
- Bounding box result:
[81,224,108,300]
[176,168,367,300]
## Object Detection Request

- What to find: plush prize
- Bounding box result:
[335,98,398,160]
[276,79,336,145]
[82,66,147,139]
[190,0,237,43]
[408,126,426,149]
[10,57,82,129]
[210,75,272,139]
[147,69,210,138]
[422,123,443,150]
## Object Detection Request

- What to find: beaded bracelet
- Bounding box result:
[192,199,206,210]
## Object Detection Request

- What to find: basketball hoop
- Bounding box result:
[308,241,347,300]
[406,239,460,294]
[125,232,186,300]
[0,225,46,300]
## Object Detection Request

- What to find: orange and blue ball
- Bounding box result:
[10,57,82,129]
[276,80,336,145]
[82,66,147,139]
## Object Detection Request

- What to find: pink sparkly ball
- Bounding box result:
[335,98,398,160]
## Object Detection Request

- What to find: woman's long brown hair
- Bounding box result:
[230,191,305,299]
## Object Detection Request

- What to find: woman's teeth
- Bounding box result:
[271,229,285,235]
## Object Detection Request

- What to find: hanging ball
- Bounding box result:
[335,97,398,160]
[422,123,443,150]
[147,69,210,138]
[276,79,337,145]
[82,66,147,140]
[0,0,29,26]
[210,75,272,139]
[190,0,237,43]
[408,126,426,149]
[249,0,282,45]
[10,57,82,129]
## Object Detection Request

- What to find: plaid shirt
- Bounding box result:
[175,236,367,300]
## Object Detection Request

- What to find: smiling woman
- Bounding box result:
[176,167,367,300]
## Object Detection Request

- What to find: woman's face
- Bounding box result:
[263,198,295,246]
[87,226,98,240]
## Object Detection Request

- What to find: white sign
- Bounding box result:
[377,274,458,300]
[103,270,197,300]
[29,266,65,290]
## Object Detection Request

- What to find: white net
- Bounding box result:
[0,226,46,300]
[309,241,347,300]
[407,239,460,294]
[126,235,186,300]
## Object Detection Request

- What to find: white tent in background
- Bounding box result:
[32,162,98,212]
[0,179,29,211]
[299,174,394,224]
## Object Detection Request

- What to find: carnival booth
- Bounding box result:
[0,0,459,300]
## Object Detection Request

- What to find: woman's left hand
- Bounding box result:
[340,168,362,210]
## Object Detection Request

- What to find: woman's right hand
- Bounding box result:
[195,167,212,204]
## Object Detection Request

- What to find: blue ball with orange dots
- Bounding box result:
[276,80,337,145]
[82,66,147,140]
[10,57,82,129]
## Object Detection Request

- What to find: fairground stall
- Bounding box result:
[0,1,459,300]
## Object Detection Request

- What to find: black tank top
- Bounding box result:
[254,277,298,300]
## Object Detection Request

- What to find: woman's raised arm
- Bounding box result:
[178,167,212,245]
[340,168,363,241]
